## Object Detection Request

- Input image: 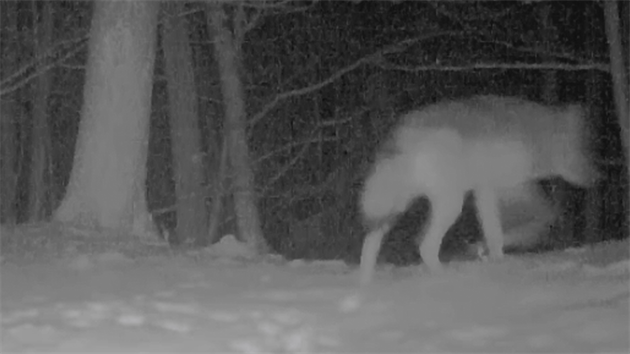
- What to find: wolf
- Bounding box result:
[359,95,598,285]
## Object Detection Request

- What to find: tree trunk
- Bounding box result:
[162,2,208,246]
[208,4,269,253]
[603,0,630,239]
[0,1,20,226]
[27,0,53,222]
[190,18,225,246]
[583,1,604,244]
[207,137,228,246]
[625,0,630,77]
[539,3,558,105]
[54,0,159,236]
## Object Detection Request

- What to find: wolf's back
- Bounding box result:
[393,95,597,187]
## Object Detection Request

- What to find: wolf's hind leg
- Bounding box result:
[420,188,465,272]
[476,186,504,260]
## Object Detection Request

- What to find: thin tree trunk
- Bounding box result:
[162,3,208,246]
[539,3,558,104]
[54,0,159,235]
[625,1,630,79]
[0,1,19,226]
[208,4,268,253]
[603,0,630,239]
[207,136,228,246]
[27,0,53,222]
[583,1,604,244]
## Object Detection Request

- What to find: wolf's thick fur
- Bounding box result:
[359,95,597,285]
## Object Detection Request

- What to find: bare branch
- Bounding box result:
[0,34,87,87]
[426,0,448,15]
[243,5,264,35]
[427,1,597,66]
[1,38,87,96]
[240,0,314,13]
[243,0,293,9]
[516,0,554,3]
[256,135,339,165]
[318,115,359,128]
[233,2,265,48]
[424,0,512,5]
[266,3,316,15]
[248,31,461,130]
[317,105,370,128]
[265,149,359,202]
[483,38,603,65]
[257,130,318,196]
[233,3,247,48]
[211,0,319,13]
[428,1,517,25]
[374,61,610,73]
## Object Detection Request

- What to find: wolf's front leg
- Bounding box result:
[475,186,504,260]
[358,156,416,285]
[359,222,393,286]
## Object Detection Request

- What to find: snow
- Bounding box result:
[1,225,628,353]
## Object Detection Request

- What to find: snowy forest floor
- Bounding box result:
[1,222,629,353]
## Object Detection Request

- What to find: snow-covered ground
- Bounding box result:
[1,223,628,353]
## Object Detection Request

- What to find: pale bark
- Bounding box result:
[0,1,19,226]
[163,3,208,246]
[27,0,53,222]
[208,4,268,252]
[54,0,159,235]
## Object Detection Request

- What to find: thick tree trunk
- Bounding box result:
[54,0,159,235]
[208,5,269,253]
[190,19,224,246]
[0,1,19,226]
[27,0,53,222]
[162,3,208,246]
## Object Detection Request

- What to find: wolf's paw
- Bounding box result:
[488,249,505,261]
[474,244,489,262]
